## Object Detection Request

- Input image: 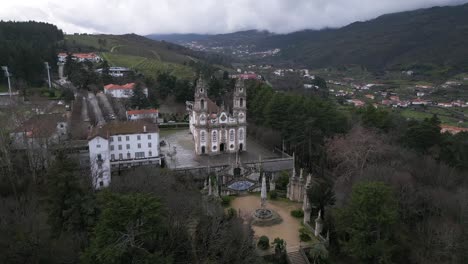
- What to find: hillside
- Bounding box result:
[265,3,468,74]
[64,34,198,78]
[150,3,468,76]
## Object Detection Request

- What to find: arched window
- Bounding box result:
[229,129,234,141]
[201,99,205,109]
[212,131,217,142]
[240,98,244,107]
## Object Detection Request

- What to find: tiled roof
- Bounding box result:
[104,83,136,90]
[206,98,219,114]
[58,52,99,59]
[127,109,158,115]
[13,113,67,138]
[88,121,159,140]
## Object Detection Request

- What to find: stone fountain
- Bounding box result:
[252,175,282,226]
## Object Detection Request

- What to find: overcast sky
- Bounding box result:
[1,0,467,34]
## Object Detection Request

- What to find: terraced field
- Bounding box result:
[101,52,194,79]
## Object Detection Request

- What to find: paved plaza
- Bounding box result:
[231,195,303,251]
[160,128,284,169]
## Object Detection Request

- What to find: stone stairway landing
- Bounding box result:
[287,250,308,264]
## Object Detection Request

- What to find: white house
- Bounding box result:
[58,52,102,63]
[104,83,148,98]
[96,66,132,77]
[88,121,160,189]
[126,109,159,121]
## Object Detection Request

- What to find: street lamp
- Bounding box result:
[1,66,12,98]
[44,62,51,90]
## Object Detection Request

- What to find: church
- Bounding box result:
[186,77,247,155]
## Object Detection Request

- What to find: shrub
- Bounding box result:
[269,190,278,200]
[257,236,270,250]
[226,207,237,219]
[299,227,312,241]
[221,196,232,207]
[291,209,304,218]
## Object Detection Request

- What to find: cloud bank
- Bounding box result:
[1,0,467,34]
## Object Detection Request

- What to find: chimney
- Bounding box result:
[143,125,146,133]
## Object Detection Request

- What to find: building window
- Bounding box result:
[148,142,152,148]
[201,99,205,109]
[126,136,130,141]
[110,137,113,142]
[99,181,104,187]
[127,152,131,159]
[110,145,114,151]
[118,136,122,142]
[118,145,122,150]
[201,131,205,142]
[229,130,234,141]
[96,144,101,148]
[149,151,152,157]
[137,135,141,140]
[111,154,115,160]
[126,144,130,149]
[119,153,123,160]
[138,143,141,148]
[239,129,244,140]
[98,172,103,178]
[135,152,145,159]
[240,98,244,107]
[148,134,151,140]
[212,131,217,142]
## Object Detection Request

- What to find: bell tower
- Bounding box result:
[194,75,208,112]
[233,77,246,123]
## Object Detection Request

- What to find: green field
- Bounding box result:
[399,107,468,127]
[64,34,200,79]
[101,52,194,79]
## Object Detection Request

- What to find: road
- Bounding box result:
[87,92,106,126]
[96,92,116,121]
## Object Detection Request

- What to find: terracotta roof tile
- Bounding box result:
[88,120,159,140]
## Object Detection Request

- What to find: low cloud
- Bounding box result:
[1,0,467,34]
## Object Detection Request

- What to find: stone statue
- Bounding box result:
[260,175,267,208]
[208,176,212,196]
[315,210,323,237]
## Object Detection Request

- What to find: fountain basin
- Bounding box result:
[251,208,282,226]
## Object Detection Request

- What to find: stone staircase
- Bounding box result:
[288,251,310,264]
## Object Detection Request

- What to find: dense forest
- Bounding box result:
[246,80,468,263]
[261,3,468,75]
[0,21,63,86]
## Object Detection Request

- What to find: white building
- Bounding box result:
[96,67,132,77]
[104,83,148,98]
[126,109,159,121]
[58,52,102,63]
[186,77,247,155]
[88,121,160,189]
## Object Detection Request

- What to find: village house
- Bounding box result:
[365,94,375,100]
[440,125,468,135]
[438,102,453,108]
[126,109,159,122]
[347,99,365,107]
[10,113,68,149]
[104,83,148,98]
[96,66,132,77]
[57,52,102,63]
[411,98,431,106]
[88,121,161,189]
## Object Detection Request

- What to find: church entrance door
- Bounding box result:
[201,146,206,154]
[220,143,225,152]
[239,143,243,151]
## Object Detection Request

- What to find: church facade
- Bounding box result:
[187,77,247,155]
